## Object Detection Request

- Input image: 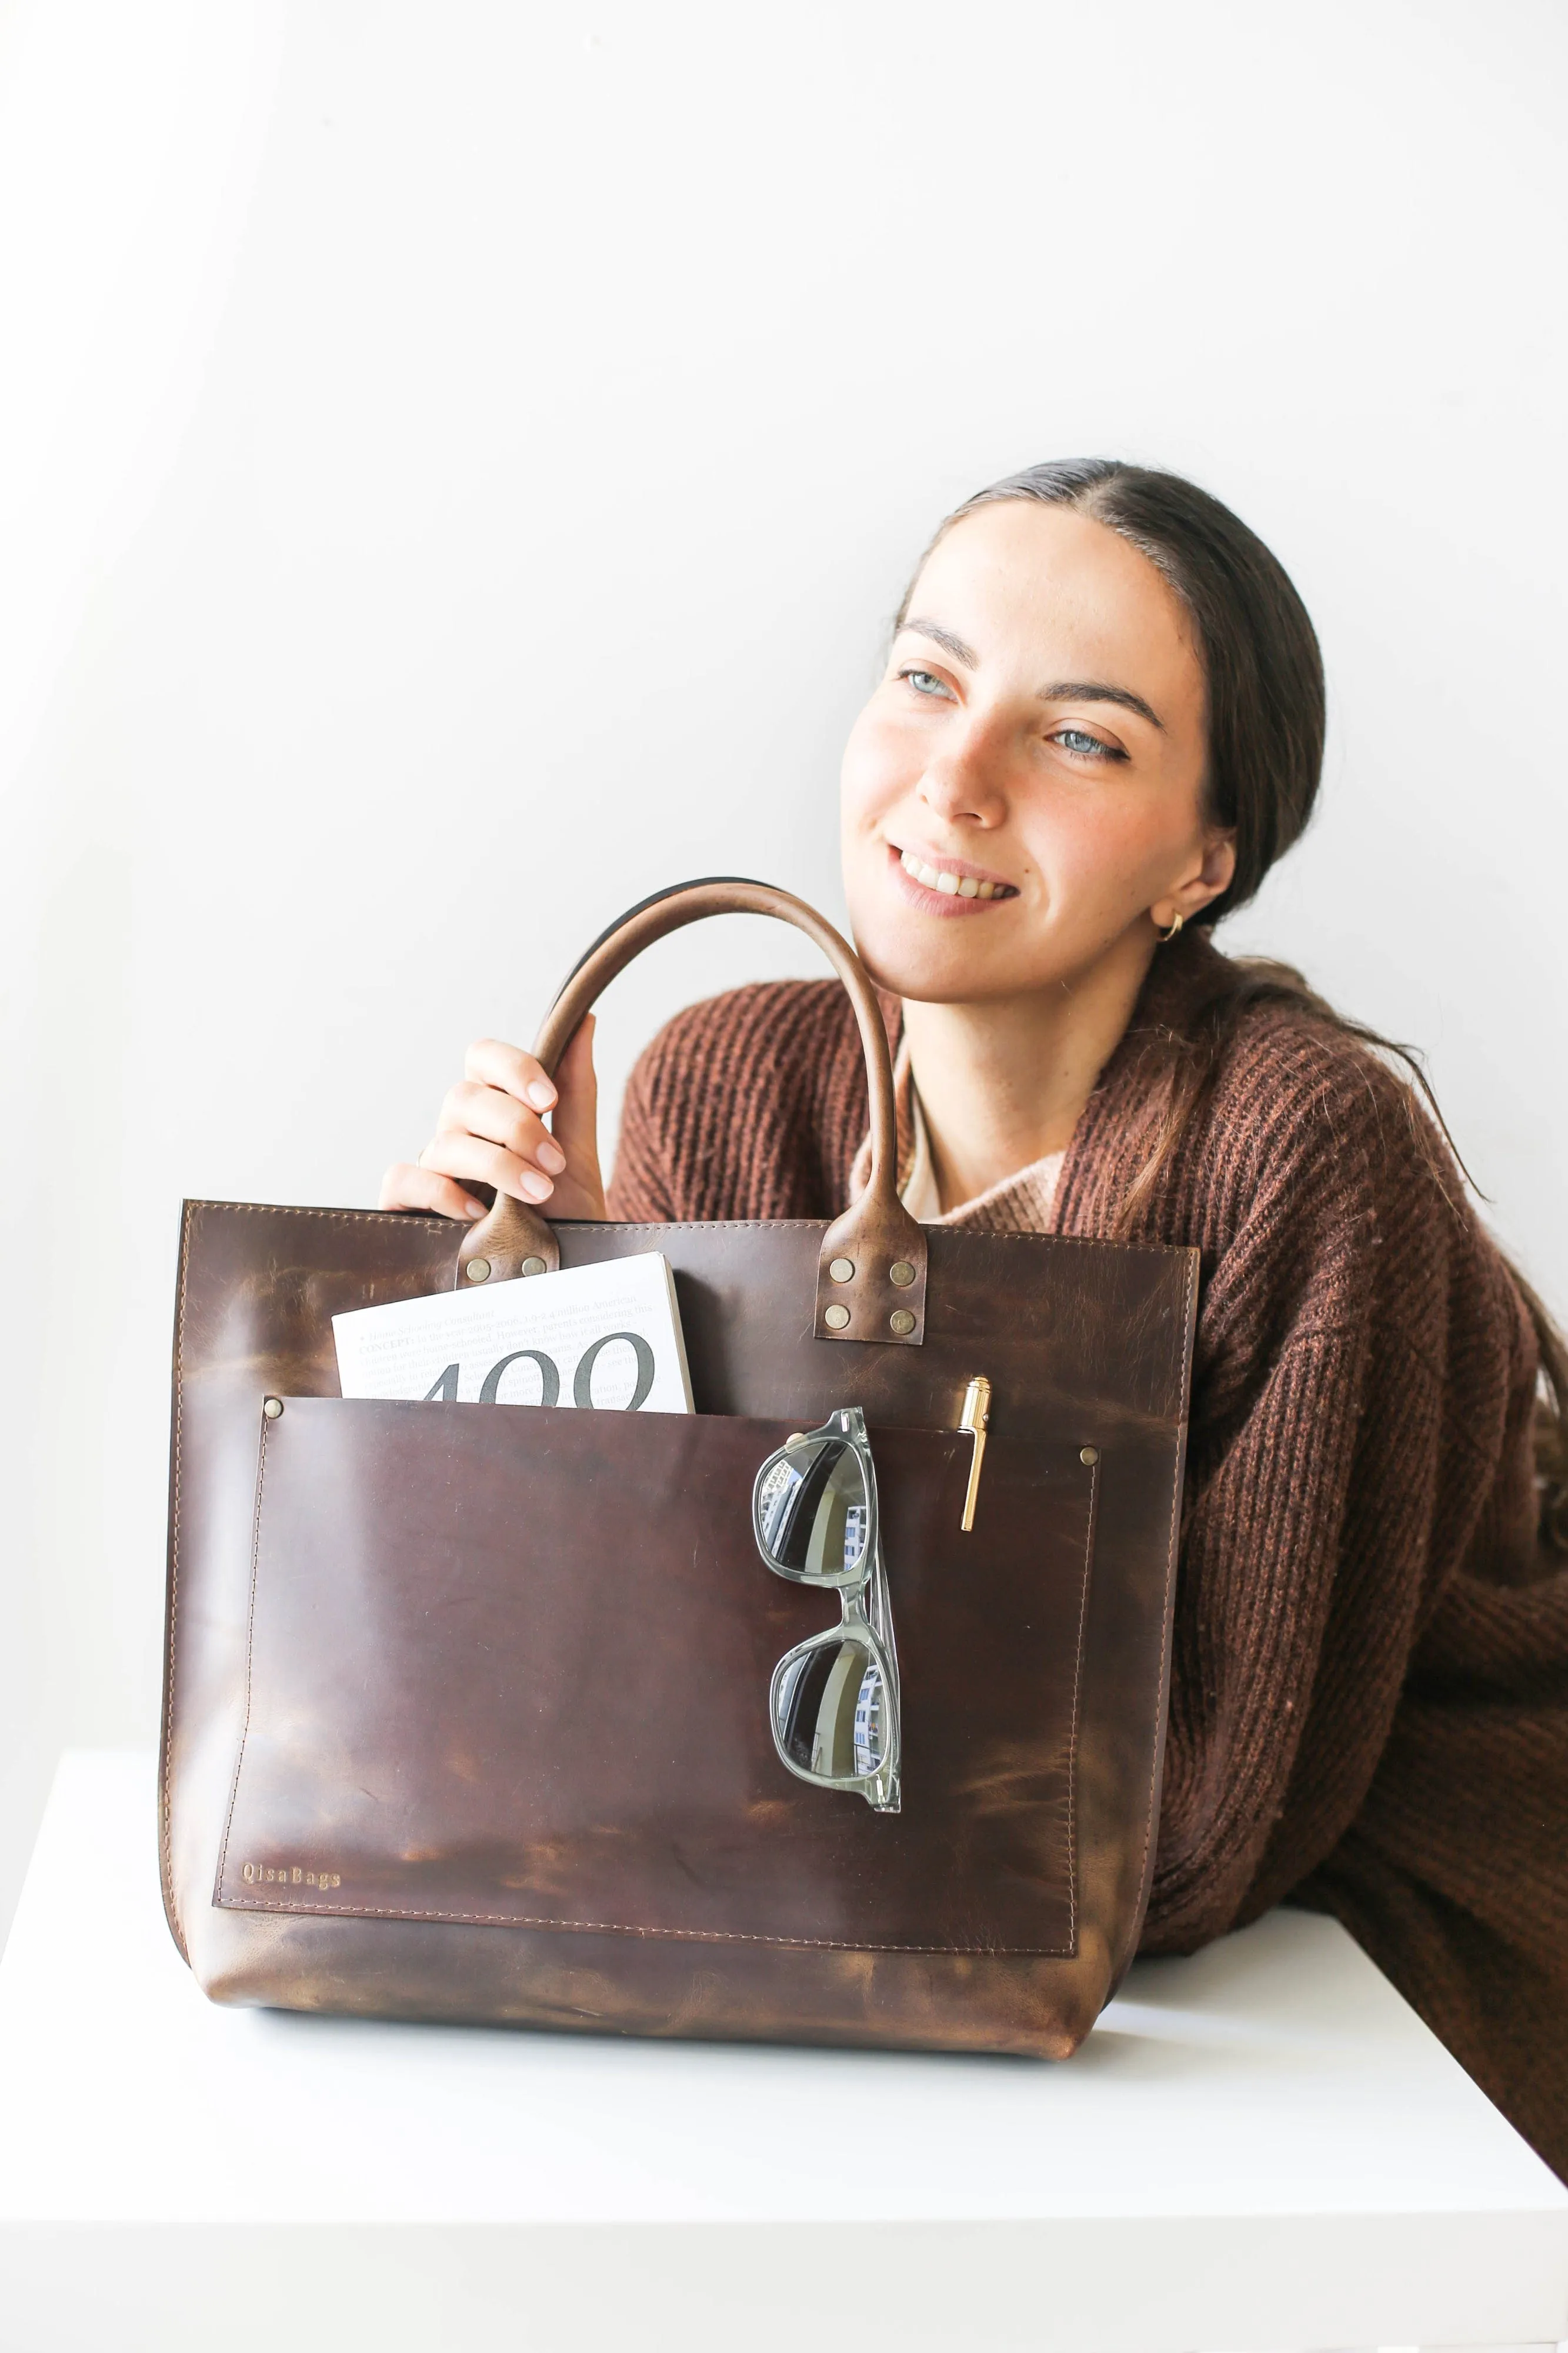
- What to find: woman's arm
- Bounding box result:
[1139,1052,1529,1951]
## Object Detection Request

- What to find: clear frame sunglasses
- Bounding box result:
[750,1407,901,1814]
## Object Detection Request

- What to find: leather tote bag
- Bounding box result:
[160,879,1198,2057]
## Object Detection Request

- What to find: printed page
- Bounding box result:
[333,1251,694,1414]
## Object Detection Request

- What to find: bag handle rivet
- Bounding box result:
[828,1257,855,1282]
[889,1261,916,1288]
[262,1397,283,1420]
[465,1258,492,1284]
[1080,1445,1100,1465]
[521,1255,547,1276]
[889,1309,916,1337]
[823,1303,851,1331]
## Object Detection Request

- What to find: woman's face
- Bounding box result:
[840,499,1233,1005]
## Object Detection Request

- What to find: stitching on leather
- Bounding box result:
[161,1205,194,1960]
[1063,1457,1098,1952]
[604,1220,1171,1258]
[182,1199,449,1226]
[215,1895,1073,1957]
[184,1200,1181,1261]
[213,1412,270,1908]
[1130,1249,1199,1922]
[571,1219,848,1235]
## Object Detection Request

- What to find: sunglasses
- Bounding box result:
[750,1407,901,1814]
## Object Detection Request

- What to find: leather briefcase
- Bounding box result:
[160,879,1197,2056]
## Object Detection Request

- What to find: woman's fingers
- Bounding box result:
[378,1163,488,1220]
[419,1130,557,1205]
[463,1036,558,1115]
[438,1080,568,1175]
[392,1025,606,1228]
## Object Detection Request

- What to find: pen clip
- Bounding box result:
[958,1375,990,1533]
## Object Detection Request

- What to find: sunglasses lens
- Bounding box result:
[774,1637,889,1782]
[755,1438,870,1580]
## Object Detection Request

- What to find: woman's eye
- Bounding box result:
[1051,725,1123,762]
[899,666,953,700]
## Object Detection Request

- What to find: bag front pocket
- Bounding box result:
[215,1398,1097,1955]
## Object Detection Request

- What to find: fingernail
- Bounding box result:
[463,1199,487,1220]
[520,1171,553,1202]
[536,1141,567,1175]
[525,1081,556,1111]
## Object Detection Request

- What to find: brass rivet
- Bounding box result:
[889,1308,916,1336]
[262,1397,283,1420]
[1080,1445,1099,1466]
[823,1303,851,1331]
[828,1257,855,1283]
[466,1257,491,1283]
[889,1260,916,1288]
[521,1255,546,1276]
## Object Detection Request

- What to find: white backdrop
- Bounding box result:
[2,0,1564,1942]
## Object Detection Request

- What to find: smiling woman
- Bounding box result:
[382,459,1568,2178]
[836,476,1262,1214]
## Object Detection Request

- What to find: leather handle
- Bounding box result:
[455,877,928,1347]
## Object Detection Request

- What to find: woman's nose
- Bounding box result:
[919,719,1009,826]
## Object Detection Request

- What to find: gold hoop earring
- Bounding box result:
[1157,912,1184,944]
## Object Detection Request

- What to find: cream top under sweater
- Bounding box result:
[850,1036,1067,1232]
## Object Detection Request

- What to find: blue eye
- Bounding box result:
[899,667,952,699]
[1053,726,1123,761]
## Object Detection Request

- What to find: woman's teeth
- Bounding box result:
[899,848,1001,899]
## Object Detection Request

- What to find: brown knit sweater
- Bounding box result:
[609,928,1568,2177]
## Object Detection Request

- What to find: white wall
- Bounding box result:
[2,0,1565,1942]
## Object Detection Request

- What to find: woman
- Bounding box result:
[383,460,1568,2174]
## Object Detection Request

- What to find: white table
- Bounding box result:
[1,1754,1564,2353]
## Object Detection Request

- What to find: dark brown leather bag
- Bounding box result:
[161,879,1197,2055]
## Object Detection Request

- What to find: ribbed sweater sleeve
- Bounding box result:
[1302,1298,1568,2165]
[1112,1031,1523,1950]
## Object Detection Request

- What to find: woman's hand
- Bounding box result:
[379,1015,605,1222]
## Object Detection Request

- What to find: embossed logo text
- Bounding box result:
[242,1862,341,1889]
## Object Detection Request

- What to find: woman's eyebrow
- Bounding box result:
[1038,680,1165,732]
[896,617,978,668]
[896,621,1165,732]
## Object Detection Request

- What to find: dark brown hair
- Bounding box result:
[908,458,1567,1548]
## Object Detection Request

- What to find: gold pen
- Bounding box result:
[959,1375,990,1532]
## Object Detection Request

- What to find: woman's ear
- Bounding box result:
[1152,832,1237,934]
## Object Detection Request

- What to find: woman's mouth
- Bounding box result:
[888,842,1019,915]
